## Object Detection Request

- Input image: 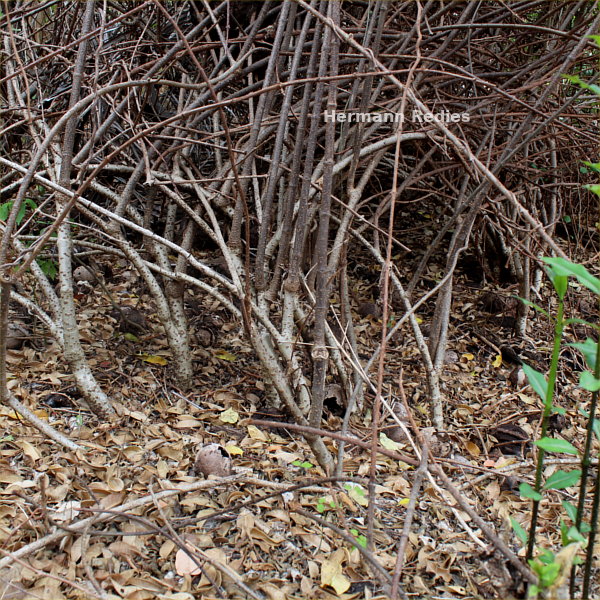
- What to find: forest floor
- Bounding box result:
[2,241,598,600]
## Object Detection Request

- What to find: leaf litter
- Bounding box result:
[1,264,595,600]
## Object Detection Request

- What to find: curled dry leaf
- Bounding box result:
[50,500,82,523]
[194,444,233,478]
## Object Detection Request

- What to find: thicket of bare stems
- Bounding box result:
[1,1,597,469]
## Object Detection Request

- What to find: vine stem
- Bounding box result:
[526,297,565,563]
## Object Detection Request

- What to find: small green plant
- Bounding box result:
[349,528,367,548]
[291,459,314,470]
[0,197,59,280]
[343,482,368,507]
[316,496,336,513]
[0,198,37,225]
[511,257,600,598]
[36,258,58,280]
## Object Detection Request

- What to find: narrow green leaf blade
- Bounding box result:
[562,501,577,522]
[518,297,549,317]
[548,272,568,299]
[570,339,598,370]
[510,517,528,545]
[543,257,600,295]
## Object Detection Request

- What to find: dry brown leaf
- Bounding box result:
[109,541,145,559]
[320,550,350,595]
[175,547,203,576]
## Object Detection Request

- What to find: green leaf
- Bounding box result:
[562,500,577,522]
[569,339,599,371]
[543,257,600,296]
[581,522,591,534]
[583,161,600,173]
[565,317,597,327]
[536,561,561,587]
[380,432,400,451]
[344,483,368,506]
[519,482,542,501]
[292,460,314,469]
[566,526,586,544]
[560,520,570,546]
[0,202,11,221]
[535,437,579,455]
[537,548,556,565]
[545,266,568,299]
[0,198,38,226]
[350,529,367,548]
[580,371,600,392]
[586,184,600,197]
[19,198,37,225]
[579,409,600,438]
[588,34,600,46]
[522,363,548,400]
[36,258,57,280]
[564,74,600,95]
[543,469,581,490]
[510,517,528,545]
[316,495,336,513]
[551,405,566,415]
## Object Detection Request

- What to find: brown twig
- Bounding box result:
[391,428,430,599]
